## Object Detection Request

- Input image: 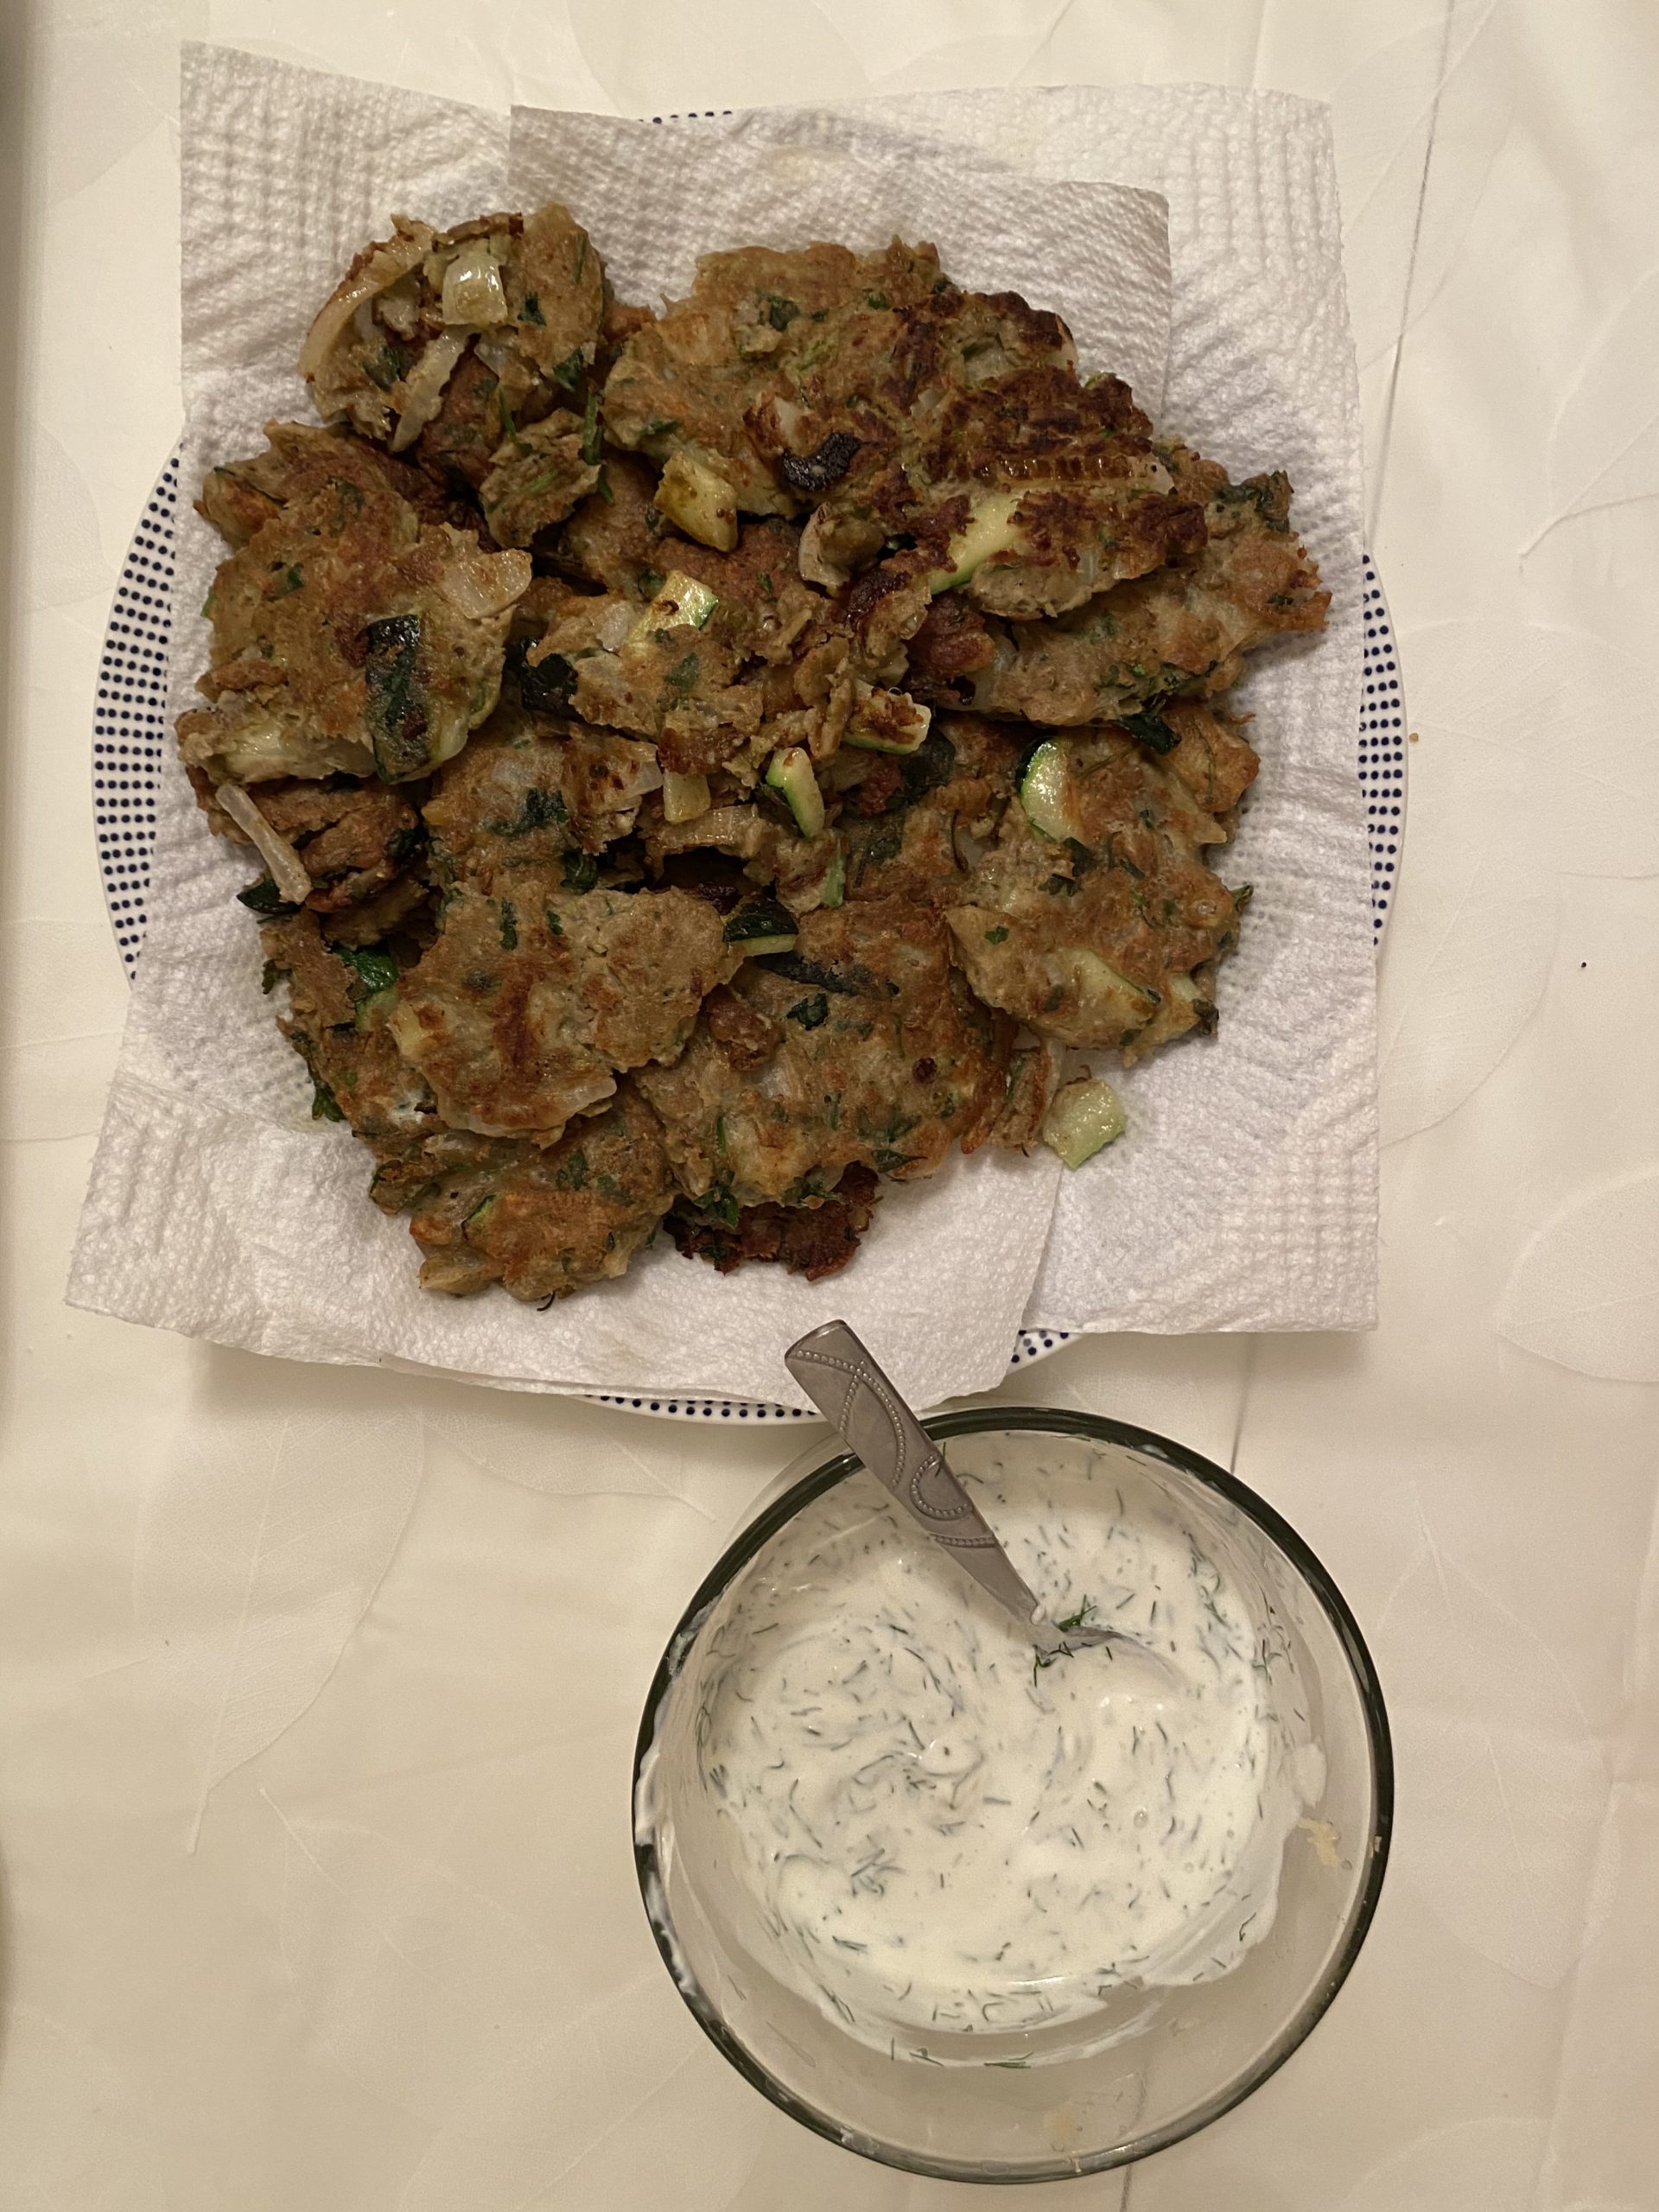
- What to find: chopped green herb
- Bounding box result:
[507,639,575,714]
[237,877,297,918]
[864,290,889,310]
[363,340,411,391]
[690,1185,740,1230]
[363,613,428,779]
[544,906,563,936]
[338,946,398,995]
[310,1079,344,1122]
[636,567,664,597]
[715,1116,728,1155]
[552,345,585,391]
[580,388,601,465]
[642,416,680,438]
[561,849,599,892]
[554,1147,588,1192]
[664,652,700,702]
[520,290,544,325]
[761,292,799,331]
[985,925,1009,944]
[498,786,567,836]
[871,1147,917,1173]
[787,992,830,1030]
[499,899,518,950]
[1119,709,1178,755]
[260,959,283,995]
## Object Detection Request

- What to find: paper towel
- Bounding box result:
[69,47,1183,1410]
[818,87,1379,1333]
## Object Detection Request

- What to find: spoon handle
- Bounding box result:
[784,1320,1046,1636]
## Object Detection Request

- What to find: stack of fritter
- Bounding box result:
[181,205,1327,1302]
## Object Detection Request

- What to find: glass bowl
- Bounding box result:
[632,1408,1392,2183]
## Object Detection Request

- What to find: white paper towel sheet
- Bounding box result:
[68,49,1376,1411]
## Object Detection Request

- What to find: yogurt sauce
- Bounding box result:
[652,1440,1323,2055]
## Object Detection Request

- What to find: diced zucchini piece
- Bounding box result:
[819,850,846,909]
[662,770,712,823]
[1041,1077,1128,1169]
[723,895,799,957]
[1018,738,1083,842]
[928,487,1023,594]
[765,746,825,837]
[654,454,739,550]
[626,569,719,645]
[844,684,931,755]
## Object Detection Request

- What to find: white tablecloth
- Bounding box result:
[3,3,1656,2206]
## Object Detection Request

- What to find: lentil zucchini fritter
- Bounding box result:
[387,878,741,1141]
[422,702,663,877]
[633,899,1014,1210]
[180,421,531,786]
[404,1084,676,1300]
[301,206,606,483]
[944,714,1255,1060]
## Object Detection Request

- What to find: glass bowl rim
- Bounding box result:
[631,1404,1395,2185]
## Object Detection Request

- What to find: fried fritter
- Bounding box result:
[1154,698,1262,820]
[477,410,600,547]
[301,206,606,481]
[403,1085,675,1300]
[423,702,662,878]
[668,1161,880,1281]
[968,463,1328,724]
[197,424,474,544]
[387,878,740,1141]
[260,908,441,1151]
[523,590,760,769]
[177,423,531,785]
[836,714,1024,906]
[634,899,1011,1208]
[550,454,670,594]
[944,724,1249,1058]
[805,366,1202,626]
[603,241,946,514]
[233,776,422,913]
[603,242,1076,524]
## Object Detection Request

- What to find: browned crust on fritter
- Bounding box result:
[668,1161,880,1280]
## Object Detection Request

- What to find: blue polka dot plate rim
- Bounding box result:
[95,455,1406,1421]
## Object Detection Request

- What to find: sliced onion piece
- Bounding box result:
[215,781,314,906]
[299,223,432,382]
[437,543,534,620]
[441,241,509,327]
[389,331,470,452]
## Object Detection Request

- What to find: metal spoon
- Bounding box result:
[784,1319,1116,1658]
